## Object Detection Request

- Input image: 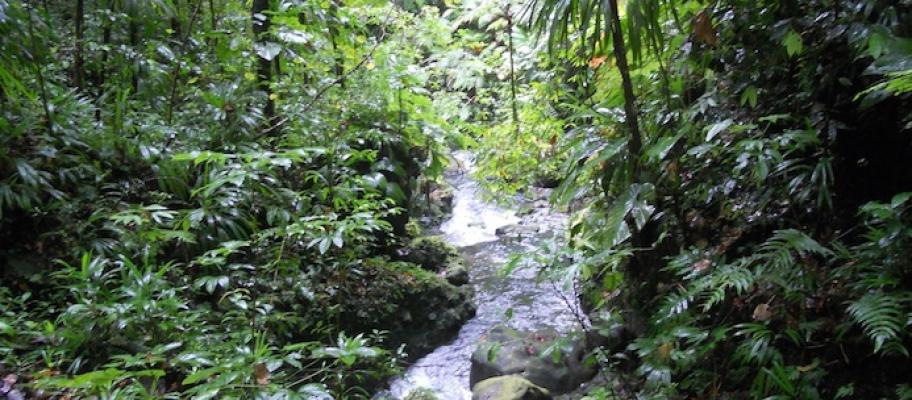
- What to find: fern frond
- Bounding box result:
[846,292,909,355]
[760,229,832,265]
[703,263,756,310]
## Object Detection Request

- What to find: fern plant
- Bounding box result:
[836,192,912,356]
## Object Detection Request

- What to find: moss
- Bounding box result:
[378,258,440,283]
[405,219,424,238]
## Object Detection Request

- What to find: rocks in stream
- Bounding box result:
[470,325,596,395]
[495,224,540,240]
[417,180,456,225]
[336,236,476,360]
[472,375,552,400]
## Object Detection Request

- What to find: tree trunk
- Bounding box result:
[329,1,344,88]
[252,0,275,121]
[166,0,204,125]
[171,0,183,38]
[96,0,114,121]
[129,16,140,94]
[209,0,218,48]
[73,0,85,89]
[607,0,642,182]
[607,0,655,309]
[506,5,519,137]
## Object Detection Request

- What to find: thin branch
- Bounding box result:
[300,11,392,115]
[166,0,204,125]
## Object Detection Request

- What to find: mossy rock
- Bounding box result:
[400,236,470,286]
[472,375,551,400]
[404,388,440,400]
[402,236,460,272]
[335,257,475,359]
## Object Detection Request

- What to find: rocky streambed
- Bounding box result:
[387,152,599,400]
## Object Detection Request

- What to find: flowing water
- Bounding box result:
[388,151,583,399]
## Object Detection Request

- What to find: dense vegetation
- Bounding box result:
[1,0,910,399]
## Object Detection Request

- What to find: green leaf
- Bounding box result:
[254,41,282,61]
[891,192,912,209]
[318,237,331,255]
[386,182,407,204]
[182,367,221,385]
[783,29,803,58]
[644,134,683,161]
[486,343,501,362]
[705,119,733,141]
[740,85,758,107]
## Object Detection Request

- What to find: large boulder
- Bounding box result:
[472,375,551,400]
[470,326,595,394]
[335,258,475,359]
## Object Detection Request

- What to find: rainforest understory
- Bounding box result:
[1,0,912,399]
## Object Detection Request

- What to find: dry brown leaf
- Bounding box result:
[589,55,607,69]
[665,160,679,178]
[693,10,718,46]
[752,303,772,322]
[693,258,712,272]
[254,363,270,385]
[658,342,674,360]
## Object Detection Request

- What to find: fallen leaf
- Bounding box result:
[753,303,772,322]
[693,10,718,46]
[797,360,818,372]
[254,363,270,385]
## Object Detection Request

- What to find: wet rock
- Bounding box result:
[1,374,23,400]
[515,206,535,217]
[495,224,539,239]
[371,390,396,400]
[444,263,469,286]
[552,370,618,400]
[472,375,552,400]
[430,184,455,213]
[470,326,595,394]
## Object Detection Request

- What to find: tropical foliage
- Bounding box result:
[2,0,911,398]
[498,0,912,398]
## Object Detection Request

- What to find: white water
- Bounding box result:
[439,152,520,247]
[388,151,581,400]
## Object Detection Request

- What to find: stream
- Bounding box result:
[388,151,583,399]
